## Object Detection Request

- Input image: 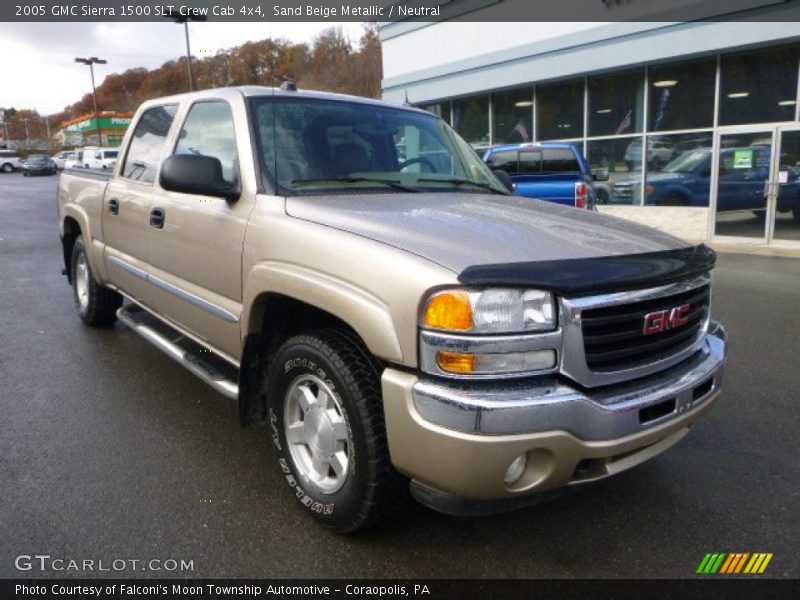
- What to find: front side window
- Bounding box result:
[252,97,507,196]
[122,104,178,183]
[174,101,238,185]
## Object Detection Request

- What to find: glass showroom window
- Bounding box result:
[648,58,716,131]
[587,137,642,205]
[492,88,533,145]
[537,79,584,141]
[720,45,800,126]
[421,102,452,126]
[453,95,490,149]
[643,132,713,207]
[588,69,644,137]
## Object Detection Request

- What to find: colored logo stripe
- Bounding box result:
[744,553,773,574]
[697,553,773,574]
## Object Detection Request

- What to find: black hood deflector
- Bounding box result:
[458,244,716,297]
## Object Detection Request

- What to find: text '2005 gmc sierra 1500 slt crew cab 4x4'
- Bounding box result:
[57,86,727,533]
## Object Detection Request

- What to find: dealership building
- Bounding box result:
[380,1,800,247]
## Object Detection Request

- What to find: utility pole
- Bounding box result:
[20,118,30,148]
[75,56,107,145]
[164,8,207,92]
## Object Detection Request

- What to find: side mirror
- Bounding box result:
[593,167,609,182]
[492,168,515,193]
[160,154,240,201]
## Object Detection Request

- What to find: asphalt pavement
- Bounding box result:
[0,172,797,579]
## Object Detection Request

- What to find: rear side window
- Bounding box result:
[174,101,238,185]
[541,148,581,172]
[122,104,178,183]
[485,150,518,172]
[105,150,118,159]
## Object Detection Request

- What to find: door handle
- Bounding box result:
[108,198,119,215]
[150,207,165,229]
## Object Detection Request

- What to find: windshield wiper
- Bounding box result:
[290,177,419,193]
[416,177,508,194]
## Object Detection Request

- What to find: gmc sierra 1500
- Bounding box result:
[58,86,727,533]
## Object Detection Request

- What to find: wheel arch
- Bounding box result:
[61,215,83,284]
[239,292,387,427]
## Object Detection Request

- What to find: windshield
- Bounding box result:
[663,150,710,173]
[250,96,508,195]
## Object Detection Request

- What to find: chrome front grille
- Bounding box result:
[560,274,711,388]
[581,285,709,371]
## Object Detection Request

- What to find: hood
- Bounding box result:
[285,192,690,274]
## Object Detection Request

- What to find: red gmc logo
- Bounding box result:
[643,303,691,335]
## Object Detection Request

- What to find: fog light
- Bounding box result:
[504,453,527,486]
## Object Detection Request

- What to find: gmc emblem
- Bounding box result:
[643,303,691,335]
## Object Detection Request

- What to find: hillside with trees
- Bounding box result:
[2,24,381,151]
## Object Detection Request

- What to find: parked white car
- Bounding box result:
[0,150,23,173]
[64,150,83,170]
[52,151,76,170]
[82,146,119,169]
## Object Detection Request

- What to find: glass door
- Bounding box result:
[771,127,800,242]
[712,128,775,241]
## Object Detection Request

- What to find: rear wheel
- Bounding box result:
[266,330,407,533]
[71,235,122,327]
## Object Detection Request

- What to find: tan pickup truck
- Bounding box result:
[58,86,727,532]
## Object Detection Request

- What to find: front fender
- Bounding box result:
[241,261,404,363]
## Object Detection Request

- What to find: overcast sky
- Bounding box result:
[0,22,366,115]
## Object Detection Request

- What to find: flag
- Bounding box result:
[615,109,632,135]
[653,89,670,131]
[512,119,530,142]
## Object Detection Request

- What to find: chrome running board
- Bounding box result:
[116,304,239,400]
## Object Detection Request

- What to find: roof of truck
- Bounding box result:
[139,85,430,116]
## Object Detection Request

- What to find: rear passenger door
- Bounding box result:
[103,104,178,307]
[146,99,252,361]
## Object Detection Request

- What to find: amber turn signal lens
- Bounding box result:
[436,351,476,374]
[423,291,474,331]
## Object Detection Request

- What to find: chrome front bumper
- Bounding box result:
[381,323,726,503]
[412,322,726,439]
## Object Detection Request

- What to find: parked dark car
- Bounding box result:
[483,142,605,209]
[22,155,57,176]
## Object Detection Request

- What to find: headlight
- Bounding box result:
[422,288,555,334]
[419,288,560,378]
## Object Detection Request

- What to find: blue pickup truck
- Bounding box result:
[483,142,605,209]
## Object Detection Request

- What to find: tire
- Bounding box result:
[793,205,800,224]
[1,163,12,173]
[71,235,122,327]
[266,330,407,533]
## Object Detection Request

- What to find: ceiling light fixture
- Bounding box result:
[514,100,533,107]
[653,80,678,88]
[727,92,750,99]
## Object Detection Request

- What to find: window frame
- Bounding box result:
[168,98,240,191]
[119,102,179,186]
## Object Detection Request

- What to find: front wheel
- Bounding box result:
[1,163,13,173]
[266,330,407,533]
[71,235,122,327]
